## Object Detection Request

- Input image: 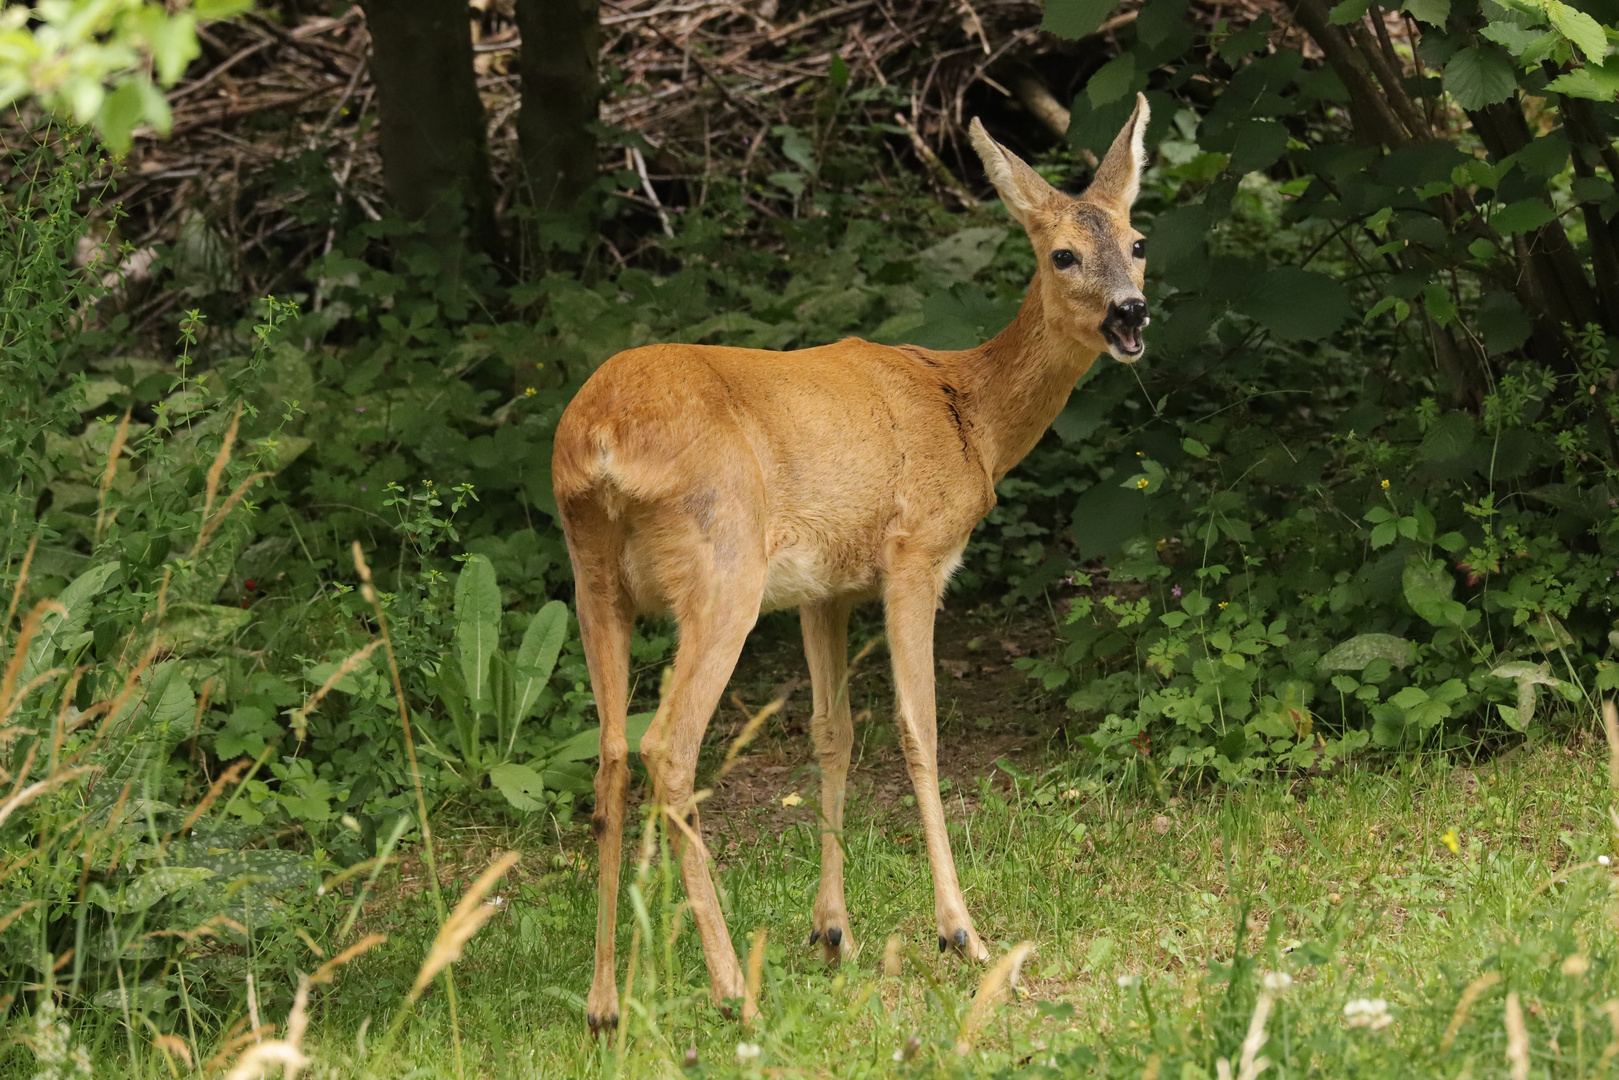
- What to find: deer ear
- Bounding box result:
[969,118,1062,228]
[1086,93,1151,212]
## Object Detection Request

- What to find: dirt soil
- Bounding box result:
[681,602,1074,837]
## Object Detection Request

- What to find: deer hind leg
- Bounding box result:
[884,556,988,961]
[640,536,766,1018]
[801,598,855,963]
[563,499,636,1035]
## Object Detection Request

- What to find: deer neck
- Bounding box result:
[952,279,1103,481]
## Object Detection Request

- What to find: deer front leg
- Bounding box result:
[884,562,988,960]
[801,598,855,962]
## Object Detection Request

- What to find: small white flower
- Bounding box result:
[1600,855,1611,866]
[1344,997,1392,1029]
[736,1042,762,1064]
[1262,971,1293,993]
[1117,973,1142,989]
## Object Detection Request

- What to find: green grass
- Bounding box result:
[19,727,1619,1078]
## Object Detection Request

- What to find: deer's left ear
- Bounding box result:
[1086,93,1151,212]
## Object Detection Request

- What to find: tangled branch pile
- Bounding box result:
[6,0,1272,300]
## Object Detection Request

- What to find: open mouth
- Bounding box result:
[1102,322,1145,359]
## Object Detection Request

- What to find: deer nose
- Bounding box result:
[1108,298,1148,329]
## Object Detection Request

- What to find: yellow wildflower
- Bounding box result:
[1136,478,1149,489]
[1441,828,1459,854]
[524,387,536,397]
[1380,479,1390,489]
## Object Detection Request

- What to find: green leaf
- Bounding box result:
[488,762,547,812]
[553,712,658,763]
[1330,0,1371,23]
[1086,54,1137,107]
[142,9,199,85]
[23,561,120,686]
[775,124,818,175]
[1364,296,1412,324]
[1477,290,1533,353]
[1239,268,1353,342]
[1480,20,1550,53]
[1041,0,1117,39]
[97,78,146,155]
[160,603,253,654]
[1318,634,1417,671]
[1491,198,1556,235]
[1419,410,1476,461]
[1229,120,1289,174]
[455,555,502,711]
[1402,557,1468,627]
[194,0,254,17]
[98,866,214,915]
[511,600,570,726]
[1443,46,1518,109]
[1423,280,1458,326]
[1545,63,1619,100]
[543,760,596,795]
[1403,0,1450,26]
[1546,0,1608,62]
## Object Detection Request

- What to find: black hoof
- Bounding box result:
[826,927,843,948]
[939,935,948,953]
[953,928,968,949]
[587,1012,619,1035]
[809,929,820,946]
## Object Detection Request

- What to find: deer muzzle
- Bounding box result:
[1102,297,1149,361]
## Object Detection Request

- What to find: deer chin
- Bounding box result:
[1102,322,1146,363]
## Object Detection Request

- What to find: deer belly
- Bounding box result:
[760,542,874,612]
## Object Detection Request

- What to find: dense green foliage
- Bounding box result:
[5,0,1619,1068]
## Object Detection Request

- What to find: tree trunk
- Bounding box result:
[361,0,501,261]
[514,0,600,219]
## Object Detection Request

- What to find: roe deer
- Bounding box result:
[553,95,1151,1031]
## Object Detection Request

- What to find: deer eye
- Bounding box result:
[1132,238,1147,259]
[1051,249,1078,270]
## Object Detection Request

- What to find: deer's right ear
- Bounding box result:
[969,118,1061,228]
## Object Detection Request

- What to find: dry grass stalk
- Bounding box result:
[1440,971,1501,1052]
[153,1032,193,1070]
[0,767,95,831]
[1141,1053,1162,1080]
[3,534,36,636]
[194,471,273,560]
[1605,701,1619,793]
[718,693,787,778]
[173,759,252,840]
[954,941,1033,1054]
[883,934,903,977]
[1235,991,1274,1080]
[1599,1000,1619,1071]
[0,900,39,937]
[195,402,242,546]
[0,599,66,722]
[225,975,310,1080]
[744,927,767,1024]
[95,408,132,541]
[311,932,387,985]
[1504,991,1529,1080]
[409,851,520,999]
[289,639,381,738]
[1,667,69,731]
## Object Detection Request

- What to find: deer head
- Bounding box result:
[969,93,1151,362]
